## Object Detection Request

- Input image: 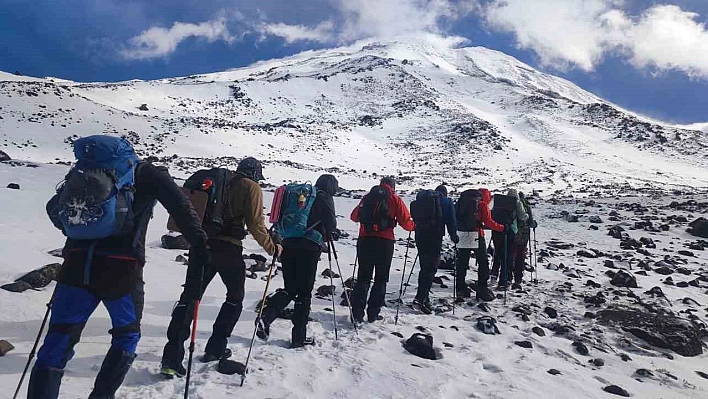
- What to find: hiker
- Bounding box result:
[490,189,528,289]
[513,192,537,287]
[31,135,209,399]
[350,176,415,323]
[410,185,458,314]
[256,174,338,348]
[160,157,282,377]
[455,188,505,301]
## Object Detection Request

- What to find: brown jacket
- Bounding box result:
[215,175,275,256]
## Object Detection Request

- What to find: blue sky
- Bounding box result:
[1,0,707,124]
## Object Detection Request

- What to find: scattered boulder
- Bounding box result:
[654,265,674,275]
[321,268,340,278]
[603,385,630,397]
[161,234,190,250]
[0,281,33,293]
[138,103,149,111]
[572,341,589,356]
[696,371,708,380]
[544,306,558,319]
[688,218,708,238]
[247,254,268,263]
[403,333,439,360]
[547,369,562,375]
[6,183,20,190]
[174,255,188,265]
[610,270,638,288]
[532,326,546,337]
[577,249,598,258]
[599,306,704,357]
[0,340,14,356]
[639,237,656,249]
[0,150,10,162]
[3,263,63,292]
[476,316,500,335]
[566,215,579,223]
[678,250,695,257]
[514,340,533,349]
[217,359,246,375]
[591,358,605,367]
[589,216,603,224]
[315,285,335,297]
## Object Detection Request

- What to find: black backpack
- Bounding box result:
[183,168,239,238]
[491,194,517,225]
[456,189,482,231]
[410,190,443,234]
[358,185,394,233]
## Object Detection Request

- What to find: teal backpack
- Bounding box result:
[272,183,322,244]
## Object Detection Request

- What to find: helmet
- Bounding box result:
[237,157,264,181]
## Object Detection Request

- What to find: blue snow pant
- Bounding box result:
[28,251,143,399]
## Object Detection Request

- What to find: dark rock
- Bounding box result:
[654,266,674,275]
[321,268,340,278]
[676,281,689,288]
[577,249,598,258]
[663,276,674,285]
[47,248,64,258]
[532,326,546,337]
[591,358,605,367]
[586,279,601,288]
[610,270,638,288]
[603,385,630,397]
[566,215,579,223]
[688,218,708,238]
[678,250,695,257]
[0,150,10,162]
[0,340,14,356]
[603,260,615,268]
[589,225,599,231]
[584,312,596,319]
[391,331,404,338]
[6,183,20,190]
[635,368,654,378]
[639,237,656,249]
[0,281,33,293]
[644,286,665,297]
[315,285,335,297]
[443,342,454,348]
[589,216,603,224]
[515,340,533,349]
[138,103,149,111]
[599,306,704,356]
[16,263,62,289]
[620,353,632,362]
[696,371,708,380]
[512,305,533,315]
[476,316,500,335]
[344,277,356,289]
[544,306,558,319]
[572,341,589,356]
[547,369,562,375]
[161,234,190,250]
[217,359,246,375]
[605,270,616,278]
[249,260,268,273]
[248,254,268,263]
[175,255,188,264]
[403,333,438,360]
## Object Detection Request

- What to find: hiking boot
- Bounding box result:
[256,317,270,341]
[412,298,434,315]
[476,288,496,302]
[291,337,315,349]
[489,276,498,285]
[159,363,186,379]
[511,282,522,290]
[351,315,364,324]
[367,313,383,323]
[201,348,232,363]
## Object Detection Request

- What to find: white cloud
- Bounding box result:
[122,17,234,60]
[482,1,708,78]
[259,21,335,44]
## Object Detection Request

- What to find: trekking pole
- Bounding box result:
[240,254,278,387]
[326,242,338,340]
[13,290,55,399]
[503,232,509,306]
[329,240,358,335]
[351,253,358,285]
[394,232,413,326]
[533,228,538,284]
[452,245,457,315]
[401,254,419,299]
[184,260,206,399]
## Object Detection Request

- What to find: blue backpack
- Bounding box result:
[273,183,322,244]
[48,135,139,240]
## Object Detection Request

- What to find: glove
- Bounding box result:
[503,224,510,234]
[450,233,460,244]
[270,229,283,245]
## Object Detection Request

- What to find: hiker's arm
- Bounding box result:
[516,199,529,222]
[321,195,337,238]
[444,198,457,236]
[244,183,275,256]
[480,204,504,232]
[350,202,360,223]
[145,164,208,248]
[396,196,416,232]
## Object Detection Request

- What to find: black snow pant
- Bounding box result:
[260,247,320,341]
[351,237,395,321]
[162,239,245,367]
[456,236,489,291]
[491,232,515,286]
[415,250,441,303]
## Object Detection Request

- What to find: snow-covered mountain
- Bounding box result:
[1,34,707,193]
[1,35,707,399]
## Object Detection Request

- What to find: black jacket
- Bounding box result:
[283,174,338,252]
[63,162,208,265]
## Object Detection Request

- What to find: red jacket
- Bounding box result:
[351,184,415,241]
[478,188,504,237]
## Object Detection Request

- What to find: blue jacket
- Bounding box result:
[440,196,458,238]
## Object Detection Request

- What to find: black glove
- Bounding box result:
[450,233,460,244]
[189,244,211,269]
[270,229,283,245]
[503,224,510,234]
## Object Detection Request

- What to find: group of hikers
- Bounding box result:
[19,135,536,399]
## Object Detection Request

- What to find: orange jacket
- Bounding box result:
[351,184,415,241]
[478,188,504,237]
